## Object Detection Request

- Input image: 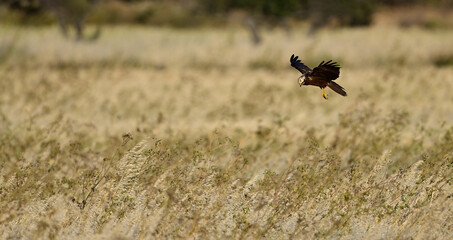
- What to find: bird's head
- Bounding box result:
[298,76,305,87]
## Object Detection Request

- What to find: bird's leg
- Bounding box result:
[322,88,328,100]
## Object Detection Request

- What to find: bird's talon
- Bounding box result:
[321,88,328,100]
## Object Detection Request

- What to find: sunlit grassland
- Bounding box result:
[1,25,453,239]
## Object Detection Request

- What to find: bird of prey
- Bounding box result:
[290,54,347,99]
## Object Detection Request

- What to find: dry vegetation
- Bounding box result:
[1,24,453,239]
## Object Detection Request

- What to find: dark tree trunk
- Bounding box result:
[244,16,261,45]
[74,20,83,40]
[56,14,68,37]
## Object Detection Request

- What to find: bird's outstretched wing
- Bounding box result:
[311,60,340,81]
[290,54,312,74]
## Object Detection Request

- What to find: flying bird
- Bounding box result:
[290,54,346,99]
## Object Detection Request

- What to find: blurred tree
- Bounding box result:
[199,0,305,44]
[41,0,101,40]
[198,0,377,42]
[2,0,101,40]
[307,0,376,34]
[4,0,42,15]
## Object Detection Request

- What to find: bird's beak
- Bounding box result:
[299,82,302,87]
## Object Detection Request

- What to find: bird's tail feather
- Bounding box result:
[328,82,347,96]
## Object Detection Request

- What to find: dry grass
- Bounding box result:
[1,24,453,239]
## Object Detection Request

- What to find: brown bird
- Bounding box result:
[290,54,347,99]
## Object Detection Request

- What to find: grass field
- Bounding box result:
[1,25,453,239]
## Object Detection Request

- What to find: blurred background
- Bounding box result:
[2,0,453,128]
[2,0,453,40]
[2,1,453,239]
[1,0,453,67]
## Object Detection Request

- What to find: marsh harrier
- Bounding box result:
[290,54,346,99]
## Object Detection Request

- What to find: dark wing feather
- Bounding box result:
[311,60,340,81]
[290,54,312,74]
